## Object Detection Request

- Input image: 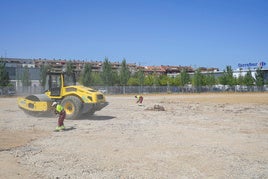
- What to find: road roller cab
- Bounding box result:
[18,70,108,119]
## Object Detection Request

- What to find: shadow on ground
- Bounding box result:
[22,111,115,121]
[78,115,115,121]
[63,126,76,131]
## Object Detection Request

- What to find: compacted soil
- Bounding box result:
[0,93,267,178]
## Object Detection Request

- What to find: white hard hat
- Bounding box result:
[52,102,57,107]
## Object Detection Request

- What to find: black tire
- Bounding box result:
[61,96,82,120]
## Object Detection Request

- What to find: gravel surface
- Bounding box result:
[0,93,268,178]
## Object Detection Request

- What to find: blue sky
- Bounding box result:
[0,0,267,70]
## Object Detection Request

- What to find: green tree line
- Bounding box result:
[0,58,266,91]
[78,59,266,90]
[0,58,10,87]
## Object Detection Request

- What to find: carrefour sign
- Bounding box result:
[238,61,266,68]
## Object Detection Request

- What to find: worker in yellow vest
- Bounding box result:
[52,102,66,131]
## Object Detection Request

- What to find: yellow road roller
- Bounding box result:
[18,70,108,119]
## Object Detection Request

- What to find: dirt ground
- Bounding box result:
[0,93,268,178]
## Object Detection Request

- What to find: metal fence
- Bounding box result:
[1,85,267,96]
[0,86,42,96]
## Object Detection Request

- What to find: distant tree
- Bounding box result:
[127,77,139,86]
[237,75,244,85]
[192,69,204,92]
[112,71,120,85]
[226,66,235,86]
[39,63,50,88]
[0,58,10,87]
[204,73,217,86]
[159,75,169,86]
[236,69,244,86]
[204,73,217,91]
[180,69,190,87]
[144,74,154,86]
[91,72,103,86]
[174,75,181,86]
[152,73,160,86]
[21,66,31,87]
[81,63,92,87]
[119,59,130,86]
[66,61,75,75]
[168,76,179,86]
[218,74,227,85]
[136,68,145,86]
[219,66,235,90]
[255,67,264,91]
[101,58,113,86]
[244,69,255,91]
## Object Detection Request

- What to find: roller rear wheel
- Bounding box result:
[61,96,82,120]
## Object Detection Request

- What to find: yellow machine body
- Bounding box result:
[17,97,49,112]
[18,71,108,119]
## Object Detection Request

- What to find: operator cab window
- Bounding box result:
[63,73,76,87]
[49,74,61,96]
[51,75,61,88]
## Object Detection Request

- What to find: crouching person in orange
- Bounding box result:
[52,102,66,131]
[135,95,143,104]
